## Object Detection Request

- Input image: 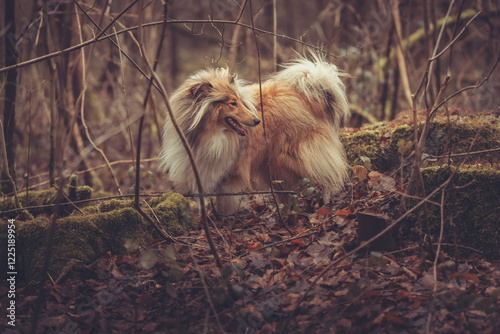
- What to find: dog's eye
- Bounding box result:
[229,102,237,106]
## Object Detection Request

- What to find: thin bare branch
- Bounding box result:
[94,0,140,40]
[447,0,466,69]
[52,184,85,215]
[0,19,338,75]
[75,3,123,196]
[427,146,500,160]
[432,188,447,292]
[135,0,168,208]
[248,0,292,235]
[280,172,457,333]
[137,15,224,271]
[188,247,227,334]
[1,189,295,216]
[431,55,500,113]
[426,0,455,92]
[430,11,481,62]
[72,0,160,92]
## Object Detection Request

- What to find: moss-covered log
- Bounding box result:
[341,120,500,172]
[0,192,197,280]
[340,130,384,169]
[421,166,500,259]
[388,121,500,168]
[341,119,499,259]
[0,186,93,218]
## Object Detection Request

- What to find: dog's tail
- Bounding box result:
[270,53,350,127]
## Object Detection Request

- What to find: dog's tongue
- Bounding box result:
[234,120,250,137]
[226,117,250,137]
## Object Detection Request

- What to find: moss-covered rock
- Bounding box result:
[342,120,500,258]
[340,130,384,169]
[421,166,500,259]
[0,192,197,280]
[8,207,150,280]
[388,121,500,169]
[341,120,499,174]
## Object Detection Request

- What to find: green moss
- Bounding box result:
[0,189,57,215]
[68,174,78,201]
[151,192,198,234]
[98,198,133,212]
[148,191,194,207]
[387,125,414,166]
[40,217,104,279]
[388,121,500,169]
[0,186,93,218]
[79,207,150,253]
[421,166,500,259]
[10,209,143,279]
[16,209,34,221]
[148,192,175,208]
[81,205,99,214]
[340,120,500,173]
[76,186,93,202]
[8,208,151,280]
[0,192,197,280]
[340,130,383,169]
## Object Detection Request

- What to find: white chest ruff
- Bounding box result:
[162,132,241,195]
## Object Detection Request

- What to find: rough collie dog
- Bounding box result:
[159,54,350,215]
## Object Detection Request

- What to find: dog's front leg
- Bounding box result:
[216,192,242,216]
[215,163,251,216]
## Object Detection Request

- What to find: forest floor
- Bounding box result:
[2,175,500,333]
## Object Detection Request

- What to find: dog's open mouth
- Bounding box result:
[225,117,250,137]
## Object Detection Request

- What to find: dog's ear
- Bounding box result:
[190,81,213,98]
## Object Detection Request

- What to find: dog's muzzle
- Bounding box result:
[225,117,261,137]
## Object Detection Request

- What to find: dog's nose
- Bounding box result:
[253,118,261,126]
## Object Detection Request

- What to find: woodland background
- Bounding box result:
[1,0,498,195]
[1,0,500,333]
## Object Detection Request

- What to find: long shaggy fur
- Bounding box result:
[159,54,350,215]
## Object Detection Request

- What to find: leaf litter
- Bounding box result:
[1,170,500,333]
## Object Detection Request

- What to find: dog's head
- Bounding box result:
[173,68,260,138]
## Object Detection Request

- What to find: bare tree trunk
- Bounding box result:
[392,0,413,108]
[390,65,400,120]
[45,3,100,187]
[169,27,178,90]
[430,0,441,101]
[378,23,395,120]
[2,0,17,194]
[423,0,435,103]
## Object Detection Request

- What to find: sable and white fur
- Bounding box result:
[158,54,350,215]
